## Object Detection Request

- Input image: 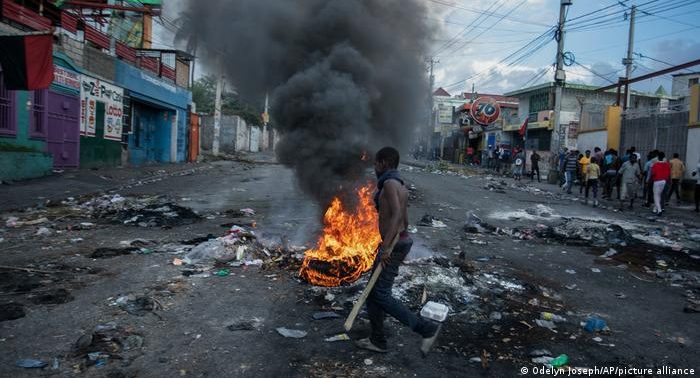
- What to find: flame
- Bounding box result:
[299,184,381,287]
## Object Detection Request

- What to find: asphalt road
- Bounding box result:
[0,158,698,377]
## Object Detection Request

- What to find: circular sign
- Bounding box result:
[471,97,501,126]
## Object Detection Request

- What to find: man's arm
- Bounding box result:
[380,180,402,251]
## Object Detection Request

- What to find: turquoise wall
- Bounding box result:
[0,91,52,181]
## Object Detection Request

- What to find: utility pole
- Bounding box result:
[212,59,224,156]
[552,0,572,153]
[427,57,437,160]
[623,4,636,110]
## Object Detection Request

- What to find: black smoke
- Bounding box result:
[179,0,433,205]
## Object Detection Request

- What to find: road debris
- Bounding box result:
[276,327,307,338]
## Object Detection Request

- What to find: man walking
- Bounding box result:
[668,153,685,205]
[585,157,601,207]
[530,150,541,183]
[356,147,440,355]
[512,148,525,181]
[578,150,591,194]
[618,153,642,210]
[651,151,670,215]
[562,150,578,194]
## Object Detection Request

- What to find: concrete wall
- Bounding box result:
[57,35,116,81]
[576,130,607,153]
[0,151,53,181]
[672,74,700,98]
[200,115,273,154]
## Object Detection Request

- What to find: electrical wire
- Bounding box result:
[425,0,551,27]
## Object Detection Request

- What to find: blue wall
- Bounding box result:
[114,61,191,164]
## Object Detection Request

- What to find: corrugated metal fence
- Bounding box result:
[620,111,688,158]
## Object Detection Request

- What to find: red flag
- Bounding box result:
[0,34,54,90]
[518,117,528,137]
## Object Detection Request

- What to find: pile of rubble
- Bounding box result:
[71,194,201,228]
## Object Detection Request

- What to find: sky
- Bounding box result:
[151,0,700,97]
[424,0,700,96]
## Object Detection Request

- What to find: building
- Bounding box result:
[504,82,671,154]
[0,0,195,181]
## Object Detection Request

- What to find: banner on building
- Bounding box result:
[53,65,80,91]
[80,75,124,141]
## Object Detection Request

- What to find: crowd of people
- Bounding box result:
[557,146,700,215]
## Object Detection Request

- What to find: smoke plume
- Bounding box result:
[180,0,433,205]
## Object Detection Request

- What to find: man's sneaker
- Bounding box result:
[420,324,442,357]
[355,338,388,353]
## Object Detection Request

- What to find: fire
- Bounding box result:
[299,184,381,287]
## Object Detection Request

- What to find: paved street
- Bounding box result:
[1,156,698,377]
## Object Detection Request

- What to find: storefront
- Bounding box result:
[114,61,190,166]
[78,74,125,168]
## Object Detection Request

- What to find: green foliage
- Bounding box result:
[191,75,263,126]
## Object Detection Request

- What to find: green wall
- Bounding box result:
[79,102,122,168]
[0,91,53,181]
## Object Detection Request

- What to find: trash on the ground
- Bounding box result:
[541,312,566,322]
[407,225,418,233]
[565,269,576,274]
[324,333,350,342]
[418,214,447,228]
[583,316,609,333]
[420,301,449,322]
[214,269,230,277]
[172,258,183,266]
[276,327,307,338]
[119,296,156,316]
[591,268,601,273]
[565,284,578,290]
[525,204,554,218]
[36,227,52,236]
[549,354,569,368]
[532,356,554,364]
[15,359,48,368]
[489,311,502,321]
[364,358,373,366]
[123,335,144,351]
[615,293,627,299]
[70,238,84,243]
[463,212,494,234]
[468,357,482,363]
[592,337,603,342]
[601,248,618,258]
[530,349,552,357]
[312,311,340,320]
[535,319,556,330]
[239,208,255,216]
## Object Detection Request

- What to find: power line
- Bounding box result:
[432,0,506,56]
[425,0,551,27]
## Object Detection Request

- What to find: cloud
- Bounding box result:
[650,39,700,68]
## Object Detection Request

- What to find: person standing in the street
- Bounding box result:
[356,147,440,355]
[603,149,621,200]
[487,145,495,169]
[644,150,659,207]
[530,150,541,183]
[618,153,642,210]
[562,150,578,194]
[578,150,591,194]
[594,147,604,167]
[668,153,685,205]
[651,151,670,215]
[585,157,601,207]
[512,148,525,181]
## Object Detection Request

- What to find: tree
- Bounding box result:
[191,75,263,126]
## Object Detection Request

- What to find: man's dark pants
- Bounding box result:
[367,236,434,349]
[668,178,681,202]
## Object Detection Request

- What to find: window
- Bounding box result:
[29,89,47,139]
[0,69,16,136]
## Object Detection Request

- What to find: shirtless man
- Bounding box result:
[355,147,440,355]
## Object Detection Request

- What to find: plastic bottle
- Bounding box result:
[541,312,567,322]
[550,354,569,368]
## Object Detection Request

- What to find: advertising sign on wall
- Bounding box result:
[53,65,80,90]
[80,75,124,141]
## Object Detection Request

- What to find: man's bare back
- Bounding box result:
[377,179,408,250]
